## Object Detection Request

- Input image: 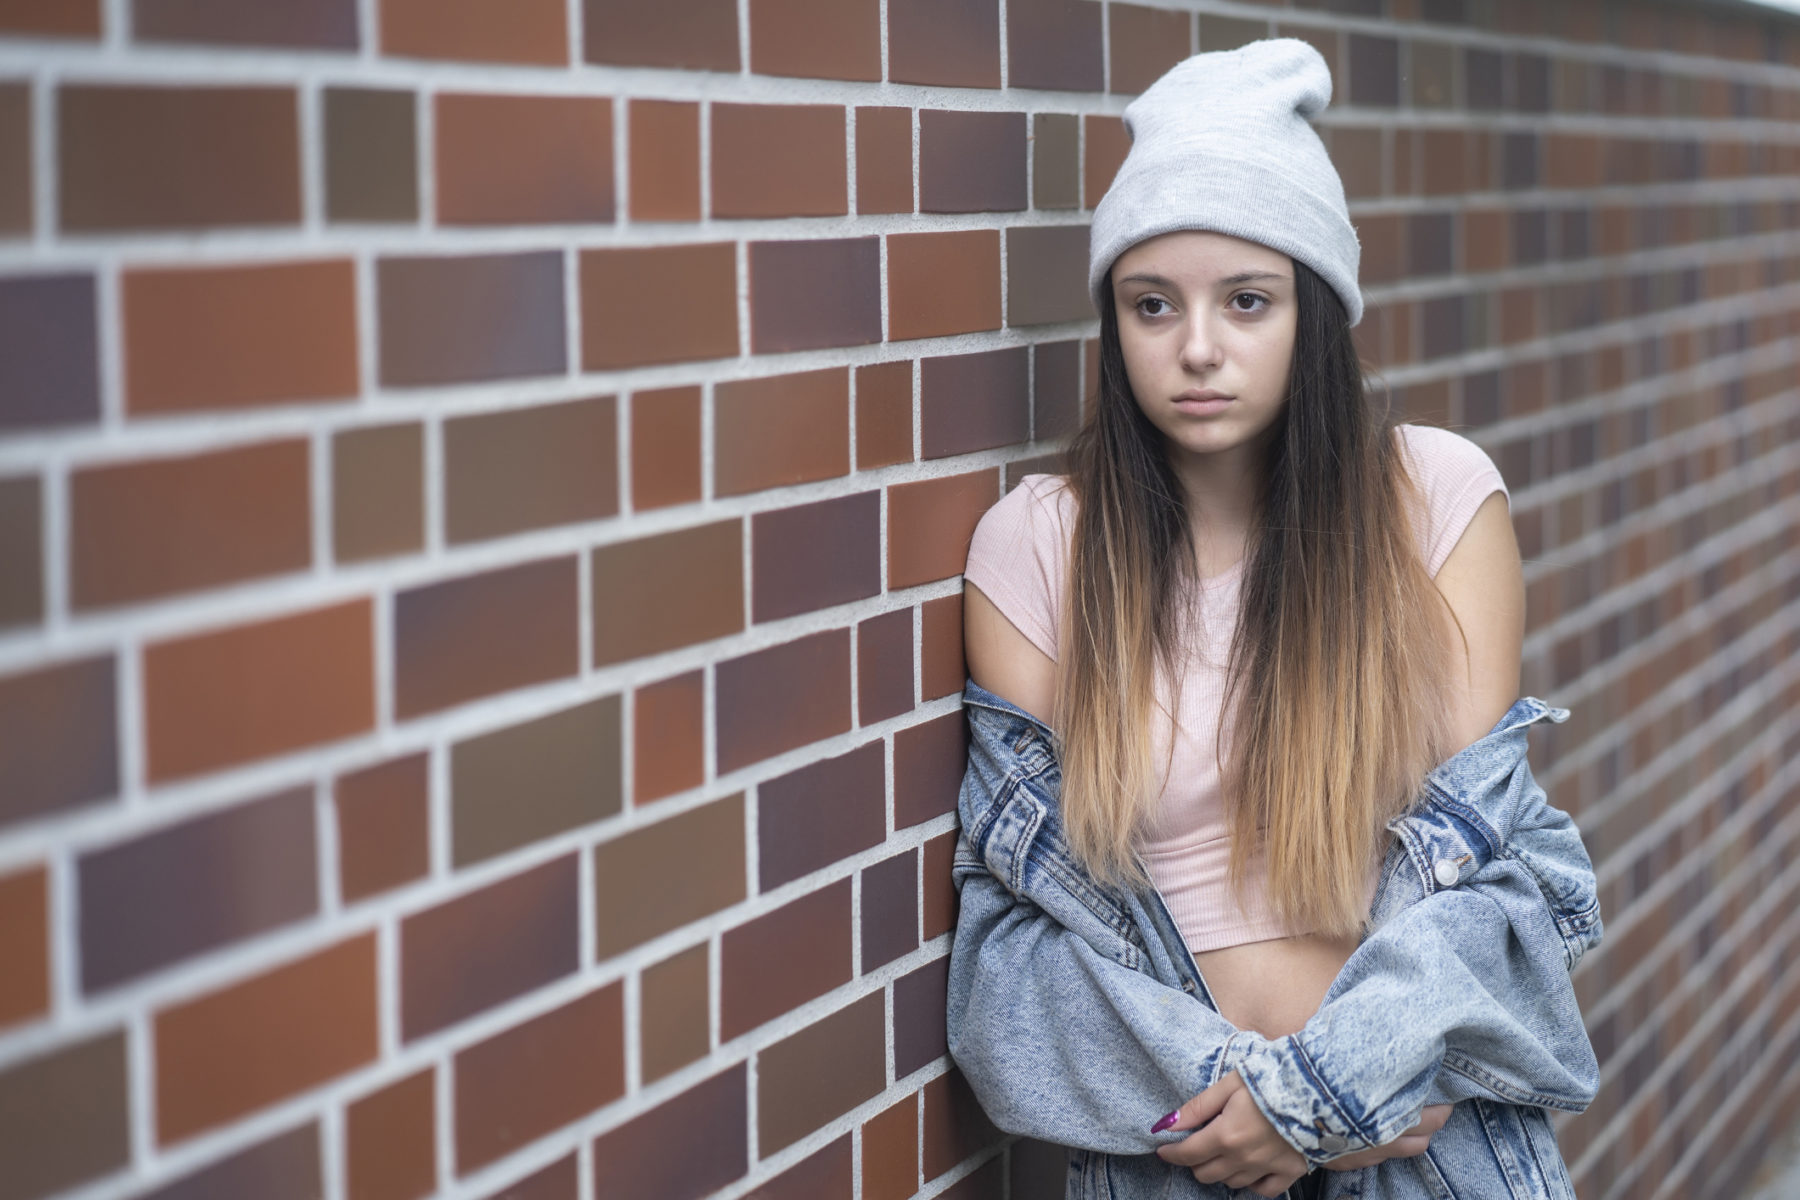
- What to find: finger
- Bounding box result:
[1421,1103,1453,1132]
[1153,1072,1241,1134]
[1252,1175,1301,1199]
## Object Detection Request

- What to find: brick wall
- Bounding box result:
[0,1,1796,1198]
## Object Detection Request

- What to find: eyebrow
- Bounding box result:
[1117,270,1290,288]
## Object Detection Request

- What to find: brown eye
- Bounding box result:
[1232,292,1268,312]
[1137,297,1171,317]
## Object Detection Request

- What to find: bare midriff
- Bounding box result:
[1193,930,1363,1039]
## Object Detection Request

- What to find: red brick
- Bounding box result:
[921,593,965,699]
[0,1032,128,1200]
[923,830,957,938]
[858,607,914,725]
[0,84,29,233]
[887,469,998,589]
[635,670,705,805]
[591,520,744,667]
[920,346,1029,458]
[1033,113,1079,209]
[123,259,357,415]
[1006,224,1092,326]
[895,956,949,1075]
[1109,3,1190,93]
[582,0,739,71]
[335,753,430,903]
[72,439,310,610]
[757,993,884,1153]
[918,110,1026,213]
[324,87,417,223]
[134,0,356,48]
[482,1154,576,1200]
[590,1065,747,1200]
[1083,114,1129,208]
[887,230,1001,341]
[752,492,881,622]
[144,599,373,783]
[1009,0,1103,91]
[333,423,423,563]
[378,252,566,386]
[856,360,914,469]
[454,985,624,1173]
[749,238,882,353]
[381,0,566,63]
[751,0,879,80]
[715,367,851,496]
[712,103,847,218]
[0,865,48,1028]
[346,1069,436,1200]
[580,243,738,368]
[896,711,969,828]
[862,850,919,972]
[60,85,299,231]
[143,1123,320,1200]
[629,100,700,221]
[758,741,885,890]
[0,653,117,829]
[889,0,999,87]
[641,944,710,1082]
[862,1093,919,1200]
[436,94,612,225]
[715,629,852,774]
[631,385,702,510]
[922,1068,1002,1180]
[746,1135,853,1200]
[393,557,578,718]
[856,106,912,214]
[155,935,378,1144]
[722,879,852,1038]
[444,396,618,543]
[0,0,100,36]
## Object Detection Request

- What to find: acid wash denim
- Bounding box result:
[945,678,1602,1200]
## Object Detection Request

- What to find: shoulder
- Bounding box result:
[1391,425,1510,578]
[1392,423,1507,491]
[971,472,1076,544]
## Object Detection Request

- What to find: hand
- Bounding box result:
[1152,1071,1309,1198]
[1322,1104,1453,1171]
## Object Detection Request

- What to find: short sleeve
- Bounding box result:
[1394,424,1510,578]
[962,474,1073,662]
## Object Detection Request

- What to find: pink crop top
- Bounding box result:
[962,423,1510,954]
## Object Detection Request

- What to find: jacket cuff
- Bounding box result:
[1227,1033,1375,1167]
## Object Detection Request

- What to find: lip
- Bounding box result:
[1173,389,1235,414]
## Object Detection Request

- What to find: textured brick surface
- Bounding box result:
[896,710,970,828]
[751,0,879,81]
[629,100,700,221]
[581,243,737,368]
[630,385,702,510]
[381,0,566,63]
[333,423,424,563]
[633,670,705,805]
[919,110,1026,214]
[722,878,852,1038]
[757,992,885,1152]
[444,396,618,543]
[716,629,853,773]
[889,0,999,87]
[334,753,430,903]
[0,84,29,233]
[856,360,914,469]
[758,740,886,889]
[0,654,117,829]
[855,106,913,214]
[140,1122,320,1200]
[887,470,998,589]
[750,238,882,353]
[324,87,417,223]
[379,252,566,386]
[641,943,710,1082]
[346,1070,436,1200]
[593,795,745,955]
[713,103,847,217]
[920,346,1030,458]
[394,557,578,717]
[583,0,739,71]
[888,230,1002,341]
[861,850,919,973]
[591,520,744,666]
[436,94,613,225]
[752,492,881,622]
[450,694,621,866]
[0,274,99,432]
[858,607,915,725]
[716,368,851,496]
[134,0,357,49]
[0,865,47,1028]
[590,1065,747,1200]
[0,1033,130,1200]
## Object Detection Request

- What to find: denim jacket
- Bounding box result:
[946,678,1602,1199]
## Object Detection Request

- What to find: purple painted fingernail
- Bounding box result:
[1150,1110,1180,1134]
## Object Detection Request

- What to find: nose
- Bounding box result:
[1177,310,1224,373]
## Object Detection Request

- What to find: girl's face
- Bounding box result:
[1111,230,1299,472]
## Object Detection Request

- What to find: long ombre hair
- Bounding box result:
[1052,257,1463,939]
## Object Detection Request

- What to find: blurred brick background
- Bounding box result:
[0,1,1797,1198]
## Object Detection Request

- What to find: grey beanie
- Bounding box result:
[1088,37,1363,327]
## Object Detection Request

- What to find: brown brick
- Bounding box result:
[895,956,949,1076]
[1356,213,1404,284]
[889,0,999,87]
[333,423,423,563]
[483,1154,576,1200]
[591,519,744,666]
[723,878,852,1039]
[1410,38,1455,108]
[140,1122,320,1200]
[79,787,314,992]
[0,1032,128,1200]
[888,470,997,589]
[641,943,710,1082]
[134,0,356,48]
[712,103,846,218]
[1007,224,1091,326]
[921,346,1028,458]
[72,439,310,610]
[0,475,40,629]
[123,259,358,415]
[747,1135,853,1200]
[758,992,884,1152]
[455,984,624,1172]
[346,1070,436,1200]
[888,230,1001,342]
[144,600,373,782]
[751,0,878,80]
[629,100,700,221]
[1347,31,1399,107]
[1109,3,1189,93]
[450,694,621,867]
[923,831,957,938]
[1033,339,1083,440]
[862,851,918,972]
[382,0,565,63]
[759,741,885,890]
[378,251,565,385]
[325,87,418,223]
[0,84,29,233]
[856,361,913,469]
[595,795,745,956]
[635,670,704,805]
[862,1093,919,1200]
[716,367,850,497]
[921,593,965,699]
[1083,115,1129,208]
[445,396,617,543]
[0,655,115,831]
[335,753,430,904]
[400,854,579,1040]
[1326,125,1382,201]
[856,106,912,214]
[1032,112,1079,210]
[583,0,739,71]
[156,935,378,1144]
[436,94,612,225]
[1008,0,1103,92]
[60,84,299,231]
[0,273,98,431]
[590,1065,747,1200]
[922,1068,1002,1180]
[394,557,578,718]
[858,607,914,725]
[0,0,99,35]
[939,1157,1003,1199]
[750,238,881,353]
[631,385,702,510]
[580,243,737,368]
[919,110,1026,213]
[752,492,880,622]
[0,865,47,1029]
[716,629,852,774]
[896,711,969,828]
